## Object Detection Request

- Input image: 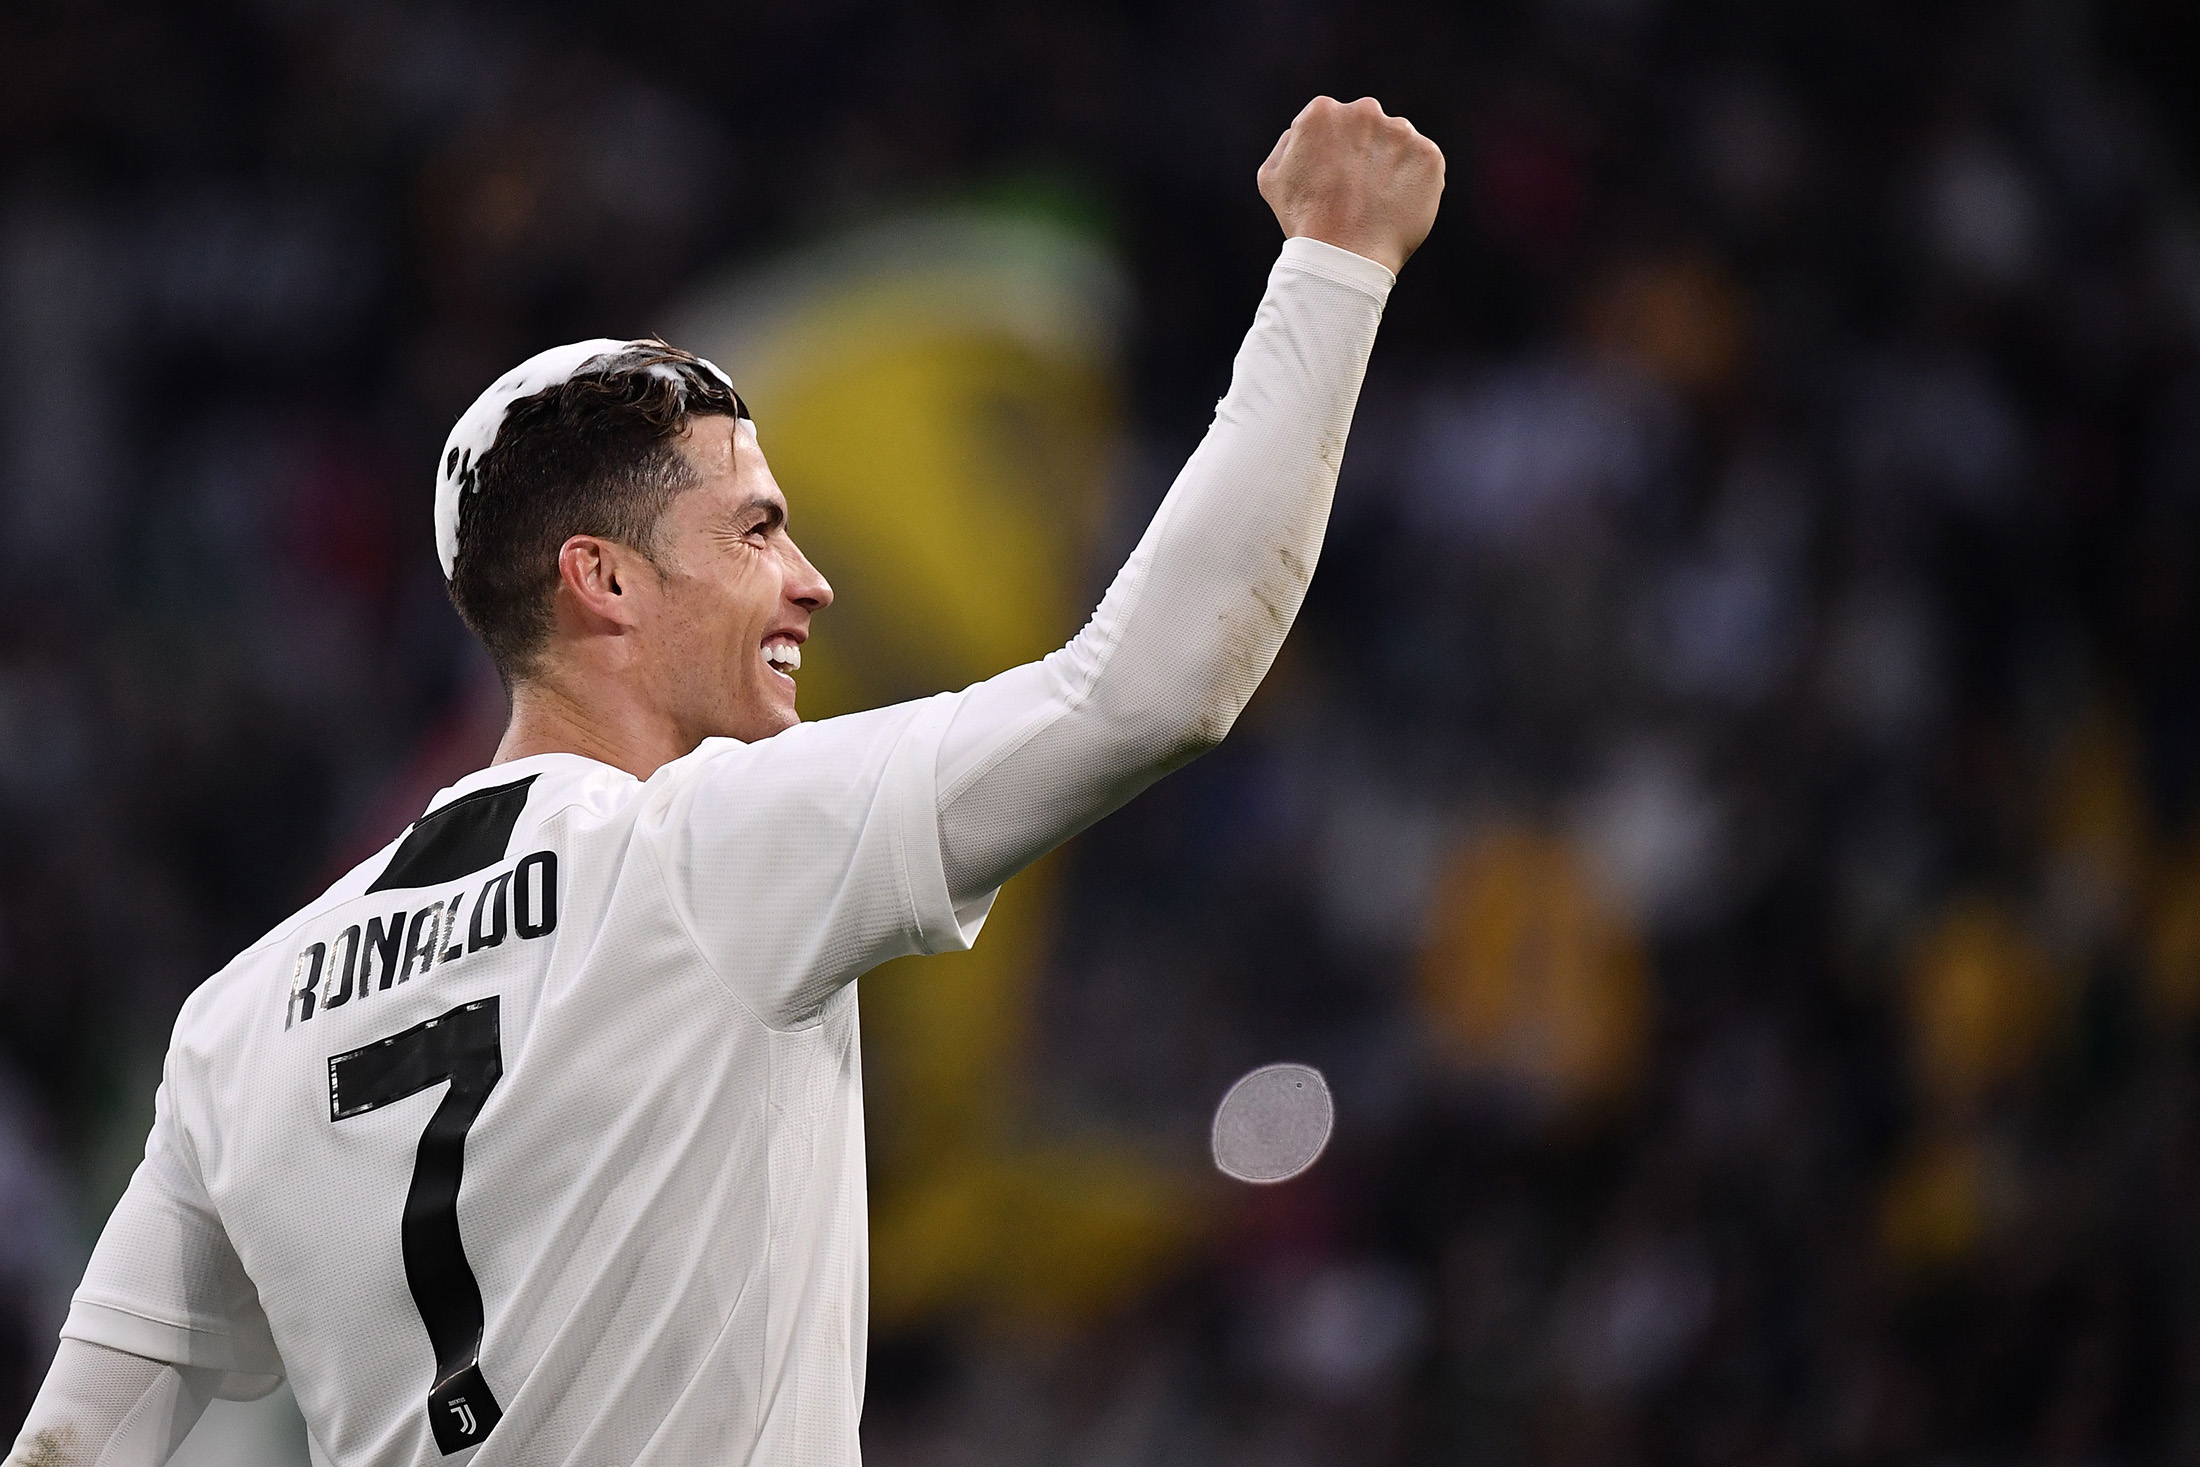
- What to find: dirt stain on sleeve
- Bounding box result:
[14,1424,82,1467]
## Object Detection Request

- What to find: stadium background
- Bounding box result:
[8,0,2200,1461]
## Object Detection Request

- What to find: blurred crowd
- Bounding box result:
[9,0,2200,1462]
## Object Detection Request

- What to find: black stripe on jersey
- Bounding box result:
[369,776,538,894]
[328,999,506,1450]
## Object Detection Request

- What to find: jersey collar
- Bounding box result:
[422,753,635,818]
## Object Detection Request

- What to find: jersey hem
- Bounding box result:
[898,692,993,955]
[62,1297,285,1378]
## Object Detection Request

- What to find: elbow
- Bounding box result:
[1137,692,1239,770]
[1139,635,1272,765]
[1090,624,1274,772]
[1187,693,1242,755]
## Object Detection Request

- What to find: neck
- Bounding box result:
[494,674,692,781]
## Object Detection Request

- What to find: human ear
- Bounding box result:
[554,536,644,628]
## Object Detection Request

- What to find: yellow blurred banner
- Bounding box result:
[1418,825,1650,1118]
[672,208,1198,1327]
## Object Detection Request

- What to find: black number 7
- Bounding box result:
[329,997,504,1455]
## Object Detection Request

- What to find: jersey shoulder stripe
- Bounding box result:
[368,774,538,893]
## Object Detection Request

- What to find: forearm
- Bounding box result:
[937,238,1393,901]
[9,1340,219,1467]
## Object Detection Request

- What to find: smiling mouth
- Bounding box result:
[762,642,801,679]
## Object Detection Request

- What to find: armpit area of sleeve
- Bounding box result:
[62,1298,283,1380]
[894,691,1000,954]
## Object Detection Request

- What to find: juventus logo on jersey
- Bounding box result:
[427,1359,501,1451]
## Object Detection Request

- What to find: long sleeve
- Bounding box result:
[7,1340,223,1467]
[934,236,1395,903]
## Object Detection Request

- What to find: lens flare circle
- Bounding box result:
[1210,1062,1333,1184]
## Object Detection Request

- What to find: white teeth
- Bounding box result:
[764,642,801,672]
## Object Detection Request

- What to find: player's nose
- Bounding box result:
[783,537,833,611]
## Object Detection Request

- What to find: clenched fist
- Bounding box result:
[1258,96,1445,276]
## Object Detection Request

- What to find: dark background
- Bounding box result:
[10,1,2200,1462]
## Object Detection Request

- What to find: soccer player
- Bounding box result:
[10,96,1441,1466]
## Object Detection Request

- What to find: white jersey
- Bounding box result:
[38,237,1396,1467]
[64,695,992,1467]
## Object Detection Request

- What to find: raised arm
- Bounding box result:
[934,97,1444,902]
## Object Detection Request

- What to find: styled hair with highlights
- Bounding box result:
[448,342,743,682]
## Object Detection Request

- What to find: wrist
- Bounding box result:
[1284,226,1403,275]
[1278,234,1399,295]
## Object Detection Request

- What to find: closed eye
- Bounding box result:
[721,497,786,545]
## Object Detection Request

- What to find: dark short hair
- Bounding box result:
[447,342,744,682]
